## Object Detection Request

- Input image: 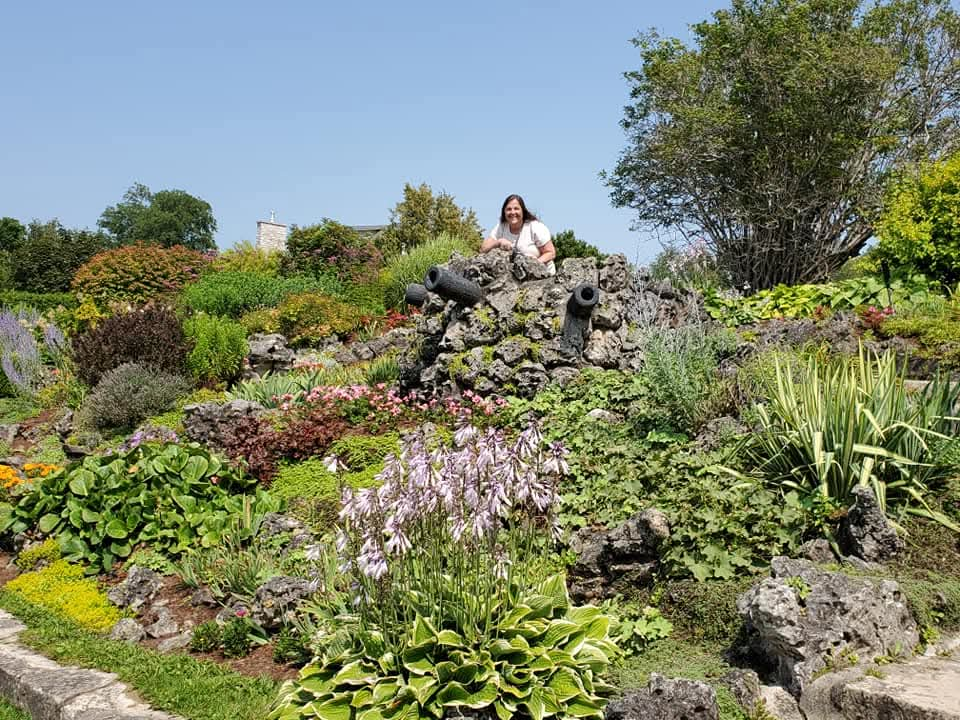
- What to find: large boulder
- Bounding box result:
[251,576,318,631]
[837,485,904,563]
[245,333,296,378]
[106,566,163,613]
[182,399,265,450]
[736,557,918,696]
[568,509,670,602]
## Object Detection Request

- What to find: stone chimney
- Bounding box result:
[256,211,287,252]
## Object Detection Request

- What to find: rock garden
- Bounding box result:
[0,225,958,720]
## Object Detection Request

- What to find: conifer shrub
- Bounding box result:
[181,271,327,318]
[184,314,248,386]
[70,305,191,387]
[72,243,209,307]
[80,363,193,430]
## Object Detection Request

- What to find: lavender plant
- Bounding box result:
[0,308,44,397]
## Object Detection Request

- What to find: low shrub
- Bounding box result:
[378,232,475,309]
[16,538,61,570]
[184,314,248,386]
[190,620,223,653]
[639,324,738,432]
[181,272,327,319]
[273,292,367,347]
[221,615,256,658]
[209,241,281,276]
[0,291,77,313]
[282,220,384,285]
[72,244,210,308]
[272,433,398,528]
[70,305,191,387]
[5,560,123,631]
[80,363,193,431]
[3,442,280,573]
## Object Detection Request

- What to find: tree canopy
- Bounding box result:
[379,183,481,257]
[605,0,960,291]
[11,220,110,293]
[98,183,218,251]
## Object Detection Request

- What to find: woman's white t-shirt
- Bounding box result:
[487,220,555,274]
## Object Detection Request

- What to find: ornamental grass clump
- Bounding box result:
[271,422,619,720]
[746,346,960,530]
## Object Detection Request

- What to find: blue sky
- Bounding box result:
[1,0,727,264]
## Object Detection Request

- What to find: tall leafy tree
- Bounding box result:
[98,182,218,251]
[0,217,25,253]
[605,0,960,291]
[11,220,109,293]
[380,183,481,257]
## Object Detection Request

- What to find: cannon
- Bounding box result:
[423,266,483,306]
[562,283,600,352]
[403,283,429,307]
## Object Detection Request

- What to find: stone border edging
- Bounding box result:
[0,609,183,720]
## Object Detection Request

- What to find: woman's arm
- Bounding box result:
[537,240,556,265]
[481,235,512,253]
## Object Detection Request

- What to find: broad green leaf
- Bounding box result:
[38,513,60,533]
[105,518,128,539]
[182,456,210,484]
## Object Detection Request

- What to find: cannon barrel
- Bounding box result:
[567,284,600,318]
[423,266,483,306]
[404,283,429,307]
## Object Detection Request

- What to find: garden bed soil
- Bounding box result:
[113,572,300,683]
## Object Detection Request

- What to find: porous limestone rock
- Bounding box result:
[737,556,918,696]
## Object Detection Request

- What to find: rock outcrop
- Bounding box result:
[399,251,703,398]
[567,509,670,602]
[737,557,918,696]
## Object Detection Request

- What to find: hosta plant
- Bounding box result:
[270,574,617,720]
[270,421,618,720]
[2,442,282,573]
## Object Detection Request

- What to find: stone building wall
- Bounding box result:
[256,220,288,253]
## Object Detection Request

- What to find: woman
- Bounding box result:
[480,194,556,275]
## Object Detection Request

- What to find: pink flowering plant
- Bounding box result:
[271,421,619,720]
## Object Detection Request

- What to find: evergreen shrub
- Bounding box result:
[184,314,248,386]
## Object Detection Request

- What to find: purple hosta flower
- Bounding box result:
[357,538,388,580]
[323,454,345,474]
[454,421,477,447]
[544,441,570,476]
[305,544,323,562]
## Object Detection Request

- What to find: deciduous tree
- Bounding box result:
[380,183,481,257]
[98,182,217,251]
[605,0,960,291]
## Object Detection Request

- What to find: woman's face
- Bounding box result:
[504,199,523,228]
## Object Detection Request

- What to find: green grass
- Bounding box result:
[0,398,37,425]
[0,591,278,720]
[0,699,29,720]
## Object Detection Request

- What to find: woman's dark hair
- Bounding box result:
[499,194,538,224]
